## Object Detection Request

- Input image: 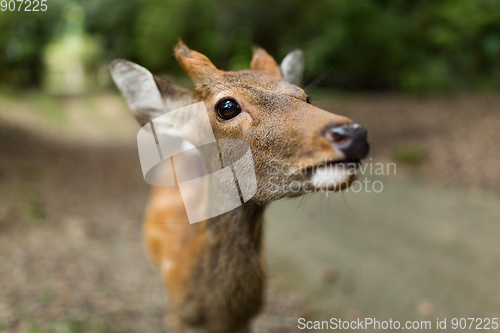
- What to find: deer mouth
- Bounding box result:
[307,159,361,191]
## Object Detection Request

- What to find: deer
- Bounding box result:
[109,41,369,333]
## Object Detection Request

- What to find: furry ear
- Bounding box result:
[281,49,304,86]
[110,59,211,190]
[110,59,196,126]
[250,47,282,79]
[174,41,221,89]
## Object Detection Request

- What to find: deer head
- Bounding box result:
[110,42,369,206]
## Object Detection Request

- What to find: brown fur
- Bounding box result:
[250,47,283,79]
[118,42,358,332]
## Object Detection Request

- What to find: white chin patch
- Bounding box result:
[311,164,355,190]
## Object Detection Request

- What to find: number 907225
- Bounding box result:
[1,0,47,11]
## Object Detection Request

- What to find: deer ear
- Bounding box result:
[250,47,283,79]
[174,41,221,89]
[280,49,304,86]
[110,59,196,126]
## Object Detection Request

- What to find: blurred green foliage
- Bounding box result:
[1,0,500,92]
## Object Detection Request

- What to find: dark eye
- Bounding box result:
[215,98,241,120]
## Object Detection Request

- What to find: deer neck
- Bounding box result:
[203,202,265,255]
[186,202,266,322]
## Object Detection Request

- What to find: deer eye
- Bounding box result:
[215,98,241,120]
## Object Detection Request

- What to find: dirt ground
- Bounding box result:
[0,92,499,332]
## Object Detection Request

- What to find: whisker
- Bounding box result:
[281,196,306,236]
[340,190,354,214]
[304,67,335,94]
[301,59,315,87]
[319,193,327,226]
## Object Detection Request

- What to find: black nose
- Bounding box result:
[325,124,370,159]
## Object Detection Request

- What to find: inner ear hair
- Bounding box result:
[110,58,198,127]
[153,75,199,116]
[109,59,165,124]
